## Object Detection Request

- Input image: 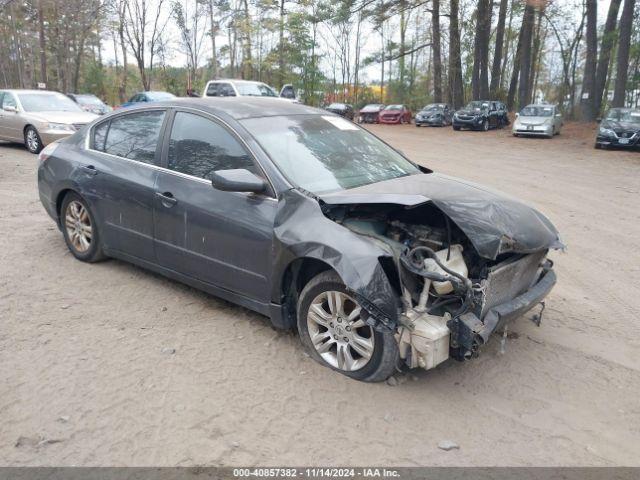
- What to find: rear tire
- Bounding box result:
[297,271,399,382]
[60,192,106,263]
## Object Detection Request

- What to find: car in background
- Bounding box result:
[513,104,562,138]
[415,103,452,127]
[279,84,298,101]
[452,100,504,131]
[325,103,355,120]
[379,104,412,124]
[595,108,640,149]
[203,79,279,98]
[119,91,176,108]
[67,93,112,115]
[357,104,385,124]
[0,89,98,153]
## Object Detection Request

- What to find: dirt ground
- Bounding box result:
[1,122,639,467]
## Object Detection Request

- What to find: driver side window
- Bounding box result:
[167,112,258,181]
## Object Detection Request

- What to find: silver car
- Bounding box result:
[513,104,563,138]
[0,89,98,153]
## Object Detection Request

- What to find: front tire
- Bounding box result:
[24,126,43,154]
[60,192,106,263]
[482,119,489,131]
[297,271,399,382]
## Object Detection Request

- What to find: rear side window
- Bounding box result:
[2,93,17,109]
[93,121,109,151]
[205,83,220,97]
[167,111,256,179]
[94,110,165,164]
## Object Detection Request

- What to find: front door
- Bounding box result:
[0,92,23,141]
[153,110,276,302]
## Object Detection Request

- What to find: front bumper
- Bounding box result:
[449,263,556,359]
[359,113,380,123]
[513,124,553,136]
[40,130,75,146]
[416,117,444,126]
[595,134,639,148]
[453,117,483,129]
[379,116,401,124]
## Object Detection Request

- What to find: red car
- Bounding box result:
[378,104,412,124]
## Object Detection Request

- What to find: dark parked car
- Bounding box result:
[595,108,640,149]
[358,104,385,124]
[119,91,176,108]
[67,93,112,115]
[453,100,506,131]
[415,103,452,127]
[37,98,560,382]
[379,104,412,124]
[325,102,354,120]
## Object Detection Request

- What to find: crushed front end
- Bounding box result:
[320,192,561,372]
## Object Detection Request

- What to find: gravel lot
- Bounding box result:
[1,123,639,467]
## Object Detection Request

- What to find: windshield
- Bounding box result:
[75,95,104,106]
[146,92,176,101]
[384,105,403,111]
[242,114,420,194]
[465,101,489,110]
[235,82,276,97]
[520,105,553,117]
[328,103,346,109]
[18,93,82,112]
[422,104,444,112]
[605,109,640,123]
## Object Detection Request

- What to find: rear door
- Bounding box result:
[153,109,277,302]
[84,109,167,262]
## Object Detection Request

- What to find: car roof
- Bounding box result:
[207,79,267,85]
[133,97,321,120]
[1,89,63,95]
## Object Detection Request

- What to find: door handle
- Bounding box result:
[156,191,178,207]
[81,165,98,176]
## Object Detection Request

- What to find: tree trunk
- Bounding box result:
[612,0,635,107]
[490,0,508,96]
[507,17,525,110]
[448,0,464,108]
[241,0,252,79]
[528,7,544,101]
[472,0,491,99]
[37,0,47,86]
[278,0,285,89]
[208,1,218,78]
[517,4,535,108]
[432,0,442,102]
[580,0,598,121]
[594,0,622,115]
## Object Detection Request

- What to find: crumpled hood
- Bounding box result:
[319,173,562,260]
[360,105,383,113]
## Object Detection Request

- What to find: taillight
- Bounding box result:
[39,142,59,164]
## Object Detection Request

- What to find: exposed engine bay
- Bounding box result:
[323,201,555,372]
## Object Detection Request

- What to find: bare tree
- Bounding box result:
[448,0,464,108]
[490,0,508,96]
[593,0,622,114]
[580,0,597,121]
[432,0,442,102]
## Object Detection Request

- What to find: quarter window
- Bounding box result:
[99,110,165,164]
[167,112,256,180]
[93,121,109,151]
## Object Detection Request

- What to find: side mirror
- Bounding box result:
[211,169,266,194]
[3,105,17,113]
[515,112,520,118]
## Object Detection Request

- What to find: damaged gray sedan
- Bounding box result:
[38,98,561,382]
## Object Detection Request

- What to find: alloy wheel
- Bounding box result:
[64,200,93,253]
[306,290,375,372]
[26,129,40,153]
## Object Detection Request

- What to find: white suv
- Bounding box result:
[202,79,278,98]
